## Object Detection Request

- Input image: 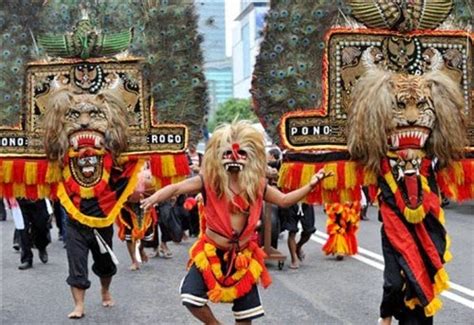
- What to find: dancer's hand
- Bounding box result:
[140,193,158,211]
[309,168,334,188]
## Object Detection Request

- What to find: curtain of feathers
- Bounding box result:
[0,0,209,145]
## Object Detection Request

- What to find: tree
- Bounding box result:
[208,98,258,131]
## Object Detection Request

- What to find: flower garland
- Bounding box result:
[322,202,360,256]
[381,158,443,224]
[189,237,272,303]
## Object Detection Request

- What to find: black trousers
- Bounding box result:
[66,220,116,289]
[17,199,51,264]
[380,226,433,325]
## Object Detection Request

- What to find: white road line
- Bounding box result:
[310,233,474,309]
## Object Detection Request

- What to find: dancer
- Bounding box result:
[117,162,156,270]
[141,121,332,323]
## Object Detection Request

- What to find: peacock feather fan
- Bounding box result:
[1,0,208,145]
[251,0,348,146]
[0,0,43,129]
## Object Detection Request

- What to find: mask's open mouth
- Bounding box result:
[69,130,104,150]
[224,162,244,172]
[389,127,431,150]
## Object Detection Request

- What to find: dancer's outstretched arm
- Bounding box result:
[264,168,333,208]
[140,175,202,210]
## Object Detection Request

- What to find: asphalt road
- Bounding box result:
[1,201,473,324]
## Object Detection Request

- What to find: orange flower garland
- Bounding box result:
[189,237,272,303]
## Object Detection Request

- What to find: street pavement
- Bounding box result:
[1,202,473,324]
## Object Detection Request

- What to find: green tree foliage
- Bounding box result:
[208,98,258,131]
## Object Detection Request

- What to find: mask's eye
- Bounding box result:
[223,150,233,159]
[67,110,80,118]
[411,159,418,165]
[416,100,427,108]
[396,101,406,109]
[237,150,247,158]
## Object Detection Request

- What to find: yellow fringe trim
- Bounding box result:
[13,183,25,197]
[300,164,315,188]
[322,163,338,190]
[46,162,62,183]
[1,161,13,183]
[403,205,426,224]
[433,268,450,295]
[24,162,38,185]
[161,155,177,178]
[58,159,145,228]
[345,162,357,189]
[444,235,452,262]
[438,208,445,225]
[424,297,443,317]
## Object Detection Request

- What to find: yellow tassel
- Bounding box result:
[46,162,62,183]
[443,235,453,262]
[38,184,50,198]
[345,162,357,189]
[2,161,13,183]
[277,163,291,189]
[13,183,25,197]
[424,297,443,317]
[433,268,450,295]
[339,189,351,203]
[24,162,38,185]
[403,205,426,223]
[404,297,421,310]
[452,162,464,185]
[322,163,338,190]
[300,164,315,188]
[161,155,177,178]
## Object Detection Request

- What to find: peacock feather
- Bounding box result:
[251,0,348,145]
[1,0,208,145]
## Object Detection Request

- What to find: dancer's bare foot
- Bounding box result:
[101,289,114,307]
[140,251,149,263]
[378,317,392,325]
[68,306,84,319]
[296,248,305,261]
[289,261,300,269]
[130,262,139,271]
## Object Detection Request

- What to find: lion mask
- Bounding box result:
[202,120,267,203]
[42,89,129,186]
[347,68,468,173]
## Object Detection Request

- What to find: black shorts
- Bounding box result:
[65,220,117,289]
[281,203,316,235]
[180,265,265,321]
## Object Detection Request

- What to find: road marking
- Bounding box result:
[311,232,474,309]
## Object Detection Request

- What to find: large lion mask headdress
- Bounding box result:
[347,68,468,173]
[202,120,267,203]
[42,89,129,187]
